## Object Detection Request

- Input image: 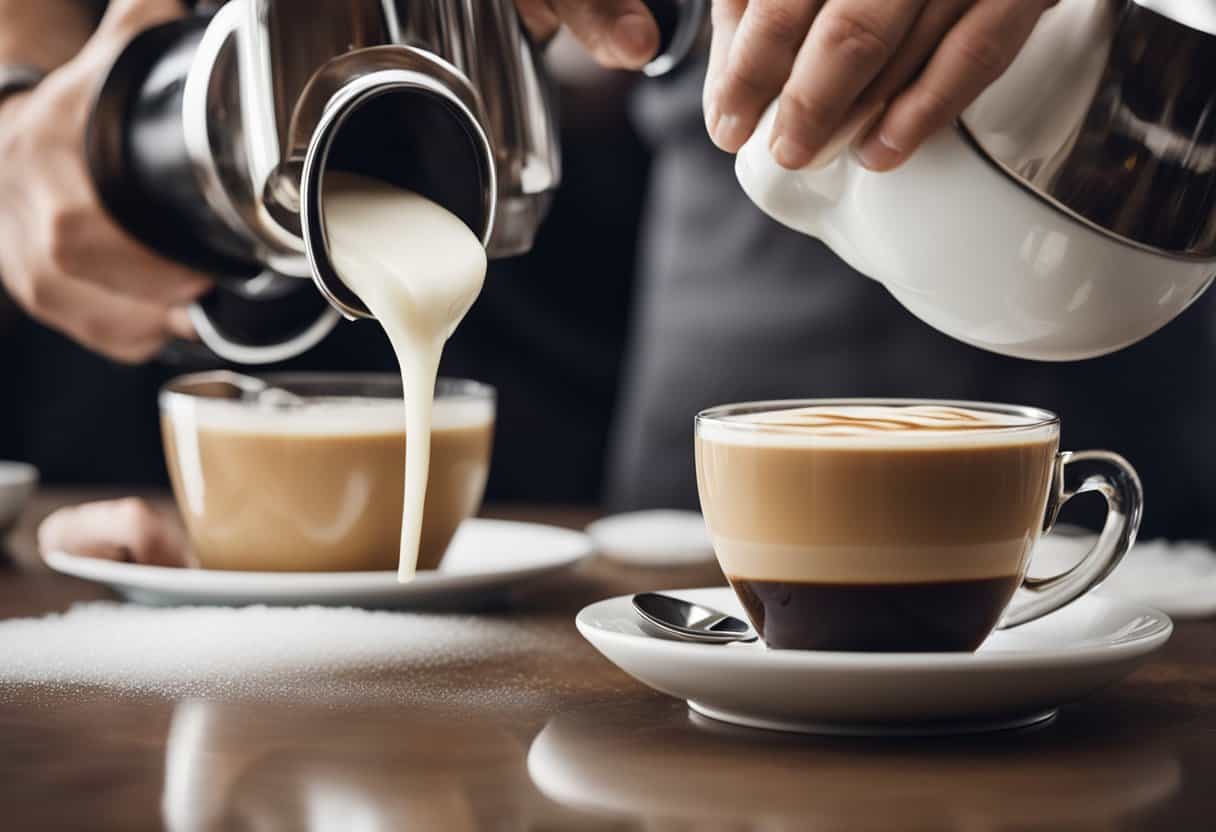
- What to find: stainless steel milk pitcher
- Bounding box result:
[86,0,705,363]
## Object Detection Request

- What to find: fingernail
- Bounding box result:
[857,131,903,171]
[771,135,813,170]
[613,13,657,65]
[705,100,721,139]
[712,113,747,151]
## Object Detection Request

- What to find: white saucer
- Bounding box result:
[46,518,592,608]
[576,587,1172,735]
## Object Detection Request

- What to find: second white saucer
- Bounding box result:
[46,518,592,608]
[576,587,1171,735]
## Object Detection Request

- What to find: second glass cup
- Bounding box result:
[160,372,495,572]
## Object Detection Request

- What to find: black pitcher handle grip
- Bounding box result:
[641,0,709,77]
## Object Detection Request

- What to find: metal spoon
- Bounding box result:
[214,371,305,407]
[632,592,758,644]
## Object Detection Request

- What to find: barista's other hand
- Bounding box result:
[705,0,1056,170]
[38,498,191,567]
[0,0,213,363]
[515,0,660,69]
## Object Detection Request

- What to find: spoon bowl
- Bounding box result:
[632,592,757,644]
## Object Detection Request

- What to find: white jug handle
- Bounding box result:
[734,101,881,236]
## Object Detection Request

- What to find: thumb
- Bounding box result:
[97,0,188,40]
[550,0,660,69]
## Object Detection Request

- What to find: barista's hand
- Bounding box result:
[38,497,191,567]
[515,0,661,69]
[0,0,213,363]
[705,0,1056,170]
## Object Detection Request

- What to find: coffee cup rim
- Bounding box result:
[158,371,495,408]
[695,398,1059,439]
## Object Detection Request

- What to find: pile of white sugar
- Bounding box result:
[0,602,568,705]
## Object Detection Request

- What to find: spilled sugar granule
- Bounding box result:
[0,602,575,705]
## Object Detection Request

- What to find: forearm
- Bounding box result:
[0,2,102,330]
[0,0,100,69]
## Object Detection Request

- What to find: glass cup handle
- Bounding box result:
[998,450,1144,630]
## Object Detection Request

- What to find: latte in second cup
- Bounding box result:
[161,374,493,573]
[696,403,1061,652]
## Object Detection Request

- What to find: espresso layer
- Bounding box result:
[729,575,1021,652]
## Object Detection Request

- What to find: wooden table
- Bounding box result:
[2,489,1215,830]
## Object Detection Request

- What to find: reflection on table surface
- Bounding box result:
[529,700,1181,832]
[160,700,605,832]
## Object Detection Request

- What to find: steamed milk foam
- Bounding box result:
[323,172,488,581]
[695,404,1060,651]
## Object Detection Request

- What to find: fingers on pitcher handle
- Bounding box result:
[998,450,1144,630]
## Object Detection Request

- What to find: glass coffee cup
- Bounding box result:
[160,372,494,572]
[695,399,1142,652]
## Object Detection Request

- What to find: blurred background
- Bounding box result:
[3,18,1216,541]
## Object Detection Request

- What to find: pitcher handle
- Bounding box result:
[641,0,708,77]
[998,451,1143,629]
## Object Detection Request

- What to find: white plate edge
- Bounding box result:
[575,589,1173,671]
[45,517,594,592]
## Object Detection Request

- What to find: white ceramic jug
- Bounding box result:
[735,0,1216,361]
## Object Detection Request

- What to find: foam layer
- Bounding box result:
[163,396,494,436]
[700,404,1056,448]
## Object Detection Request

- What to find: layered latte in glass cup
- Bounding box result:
[696,400,1142,652]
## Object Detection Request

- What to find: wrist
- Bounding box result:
[0,65,44,122]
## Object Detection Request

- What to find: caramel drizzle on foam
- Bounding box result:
[736,405,1030,435]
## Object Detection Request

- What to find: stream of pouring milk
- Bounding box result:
[323,172,487,582]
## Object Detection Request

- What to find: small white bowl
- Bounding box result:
[0,461,38,533]
[585,510,715,567]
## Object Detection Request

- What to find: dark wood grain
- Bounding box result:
[2,489,1215,830]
